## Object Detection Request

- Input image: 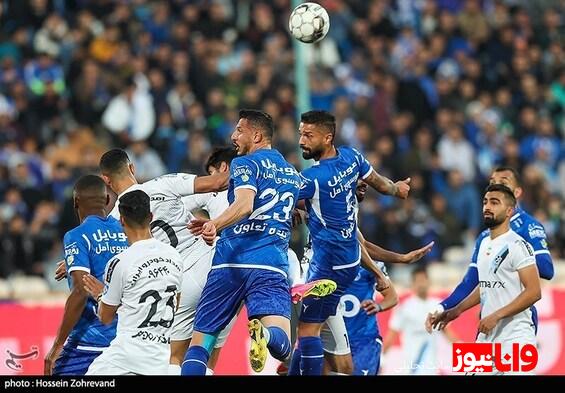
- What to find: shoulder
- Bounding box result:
[510,232,534,256]
[475,229,490,245]
[512,210,547,237]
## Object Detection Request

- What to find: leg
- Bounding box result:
[169,339,190,374]
[182,267,246,375]
[322,311,353,375]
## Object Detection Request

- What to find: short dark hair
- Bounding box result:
[411,265,428,280]
[300,110,336,137]
[492,166,521,187]
[99,149,130,175]
[239,109,274,140]
[205,147,237,173]
[484,184,517,207]
[118,190,151,228]
[74,174,106,194]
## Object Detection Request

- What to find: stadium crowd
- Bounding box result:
[0,0,563,286]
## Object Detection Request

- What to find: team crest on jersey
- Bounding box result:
[233,166,252,182]
[528,224,546,239]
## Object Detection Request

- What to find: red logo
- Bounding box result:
[452,343,538,373]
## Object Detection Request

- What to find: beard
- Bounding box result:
[301,146,321,160]
[483,215,504,228]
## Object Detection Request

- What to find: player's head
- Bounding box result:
[231,109,274,155]
[356,180,368,202]
[118,190,153,234]
[99,148,135,191]
[299,110,336,161]
[483,183,516,229]
[411,265,429,299]
[489,166,523,200]
[73,174,109,222]
[205,146,238,175]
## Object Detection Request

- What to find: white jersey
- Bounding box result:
[109,173,200,268]
[182,190,229,220]
[475,229,537,344]
[98,238,183,375]
[389,296,442,375]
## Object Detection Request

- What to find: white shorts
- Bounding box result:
[320,303,351,355]
[170,249,234,347]
[86,358,137,375]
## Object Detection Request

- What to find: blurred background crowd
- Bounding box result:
[0,0,564,295]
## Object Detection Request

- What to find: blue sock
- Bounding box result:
[299,336,323,375]
[266,326,291,361]
[181,346,209,375]
[288,345,302,376]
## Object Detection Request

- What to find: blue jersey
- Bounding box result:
[213,148,301,275]
[341,267,383,341]
[63,215,128,347]
[299,146,373,249]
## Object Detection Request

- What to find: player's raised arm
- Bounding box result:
[363,170,411,199]
[194,171,229,193]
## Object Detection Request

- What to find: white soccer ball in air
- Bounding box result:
[288,2,330,44]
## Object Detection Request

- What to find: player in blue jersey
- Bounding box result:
[44,175,128,375]
[426,166,553,332]
[183,109,314,375]
[340,264,398,375]
[290,110,411,375]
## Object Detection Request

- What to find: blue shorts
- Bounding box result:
[300,240,360,323]
[52,344,104,375]
[351,338,382,376]
[194,267,291,334]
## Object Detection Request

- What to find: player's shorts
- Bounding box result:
[170,250,235,346]
[86,358,137,375]
[351,338,382,376]
[320,303,350,355]
[299,240,360,323]
[52,344,104,375]
[194,266,291,335]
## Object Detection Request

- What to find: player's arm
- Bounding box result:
[430,287,480,332]
[382,306,403,354]
[211,188,255,232]
[368,281,398,314]
[83,258,123,325]
[524,225,554,280]
[194,172,229,193]
[362,170,410,199]
[358,237,390,291]
[361,235,434,264]
[45,235,90,375]
[44,271,89,375]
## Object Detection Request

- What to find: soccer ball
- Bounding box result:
[288,2,330,44]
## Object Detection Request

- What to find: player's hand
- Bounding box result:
[401,241,434,264]
[361,299,380,315]
[394,178,411,199]
[375,276,390,292]
[82,274,104,300]
[201,221,217,246]
[425,311,437,333]
[44,343,63,375]
[54,260,67,281]
[292,209,308,227]
[188,218,210,236]
[429,308,461,331]
[478,312,500,336]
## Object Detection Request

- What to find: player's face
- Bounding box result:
[412,272,429,298]
[231,118,255,155]
[299,122,327,160]
[356,180,368,202]
[483,191,512,228]
[489,170,522,199]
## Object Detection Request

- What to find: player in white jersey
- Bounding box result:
[383,266,457,375]
[430,184,541,375]
[83,190,183,375]
[168,147,237,374]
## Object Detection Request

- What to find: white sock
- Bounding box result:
[168,364,181,375]
[206,368,214,376]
